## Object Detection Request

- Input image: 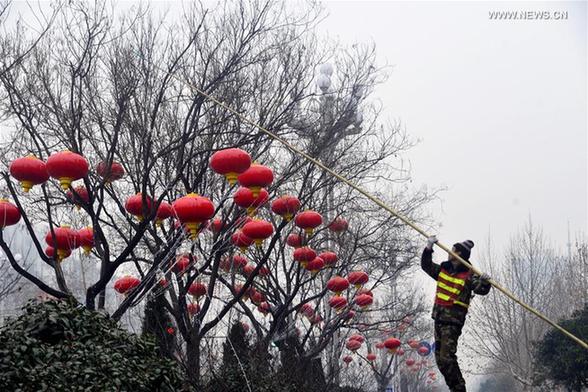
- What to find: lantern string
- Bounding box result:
[155,68,588,351]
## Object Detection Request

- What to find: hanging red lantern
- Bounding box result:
[343,355,353,365]
[305,256,325,276]
[209,218,224,233]
[299,303,315,318]
[237,163,273,197]
[327,276,350,296]
[45,226,78,261]
[396,348,405,356]
[349,334,365,344]
[258,265,270,277]
[0,199,21,228]
[367,353,377,361]
[242,219,274,247]
[346,339,362,352]
[231,254,248,269]
[9,155,49,192]
[233,187,269,216]
[233,284,246,299]
[114,275,141,294]
[343,310,356,321]
[159,277,168,287]
[406,358,416,366]
[286,233,302,248]
[231,230,254,252]
[375,342,385,350]
[348,271,369,288]
[357,288,373,297]
[355,294,373,309]
[243,263,256,276]
[294,210,322,235]
[46,151,89,190]
[77,227,94,255]
[293,247,316,268]
[328,296,348,311]
[318,251,338,266]
[172,193,215,239]
[384,338,401,353]
[408,340,420,349]
[96,161,125,182]
[251,290,265,305]
[187,302,201,315]
[210,148,252,185]
[45,246,72,261]
[174,255,192,273]
[66,185,90,209]
[270,195,301,221]
[188,282,207,298]
[328,217,348,233]
[311,313,323,326]
[156,202,173,226]
[125,194,154,221]
[418,346,430,356]
[258,301,271,315]
[167,327,175,335]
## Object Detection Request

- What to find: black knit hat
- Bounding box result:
[453,240,474,260]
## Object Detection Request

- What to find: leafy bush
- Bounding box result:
[0,299,187,391]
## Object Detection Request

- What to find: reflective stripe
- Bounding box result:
[436,292,451,301]
[439,271,465,286]
[437,281,460,295]
[454,300,469,308]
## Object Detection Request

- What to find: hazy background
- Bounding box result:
[320,0,587,257]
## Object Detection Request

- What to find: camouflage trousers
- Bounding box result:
[434,321,466,392]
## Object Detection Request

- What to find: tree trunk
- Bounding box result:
[186,333,201,387]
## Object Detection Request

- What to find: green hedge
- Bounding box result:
[0,299,186,391]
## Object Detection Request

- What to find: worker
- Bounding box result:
[421,236,491,392]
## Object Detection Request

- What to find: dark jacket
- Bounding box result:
[421,247,491,325]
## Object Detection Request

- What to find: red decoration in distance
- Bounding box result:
[270,195,301,221]
[125,194,153,221]
[96,161,125,182]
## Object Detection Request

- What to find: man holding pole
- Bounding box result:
[421,236,491,392]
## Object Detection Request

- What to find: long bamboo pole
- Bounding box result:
[167,70,588,350]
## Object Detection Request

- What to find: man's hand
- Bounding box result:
[426,235,438,250]
[475,273,491,291]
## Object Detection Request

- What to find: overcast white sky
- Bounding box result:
[320,0,587,259]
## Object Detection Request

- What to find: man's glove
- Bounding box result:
[475,273,491,290]
[426,235,438,250]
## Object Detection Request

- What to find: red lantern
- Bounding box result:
[209,218,224,233]
[418,346,429,356]
[408,339,420,349]
[231,254,248,269]
[174,255,192,273]
[233,187,269,216]
[396,348,405,356]
[327,276,350,296]
[299,303,315,318]
[406,358,416,366]
[251,290,265,305]
[159,278,168,287]
[188,282,207,298]
[243,263,256,276]
[343,355,353,365]
[156,202,173,226]
[66,185,90,209]
[231,230,254,252]
[237,163,273,197]
[210,148,251,185]
[286,233,302,248]
[96,161,125,182]
[187,302,201,315]
[242,219,274,247]
[357,288,373,297]
[45,246,72,260]
[45,226,78,261]
[9,155,49,192]
[172,193,215,239]
[367,353,377,361]
[233,284,246,299]
[0,199,21,228]
[348,271,369,288]
[258,301,271,315]
[114,275,141,294]
[293,246,316,268]
[346,339,362,352]
[349,334,365,344]
[355,294,373,309]
[77,227,94,255]
[294,210,322,235]
[305,256,325,275]
[125,194,154,221]
[328,217,348,233]
[46,151,89,190]
[258,265,270,277]
[270,195,301,221]
[375,342,385,350]
[167,327,175,335]
[343,310,356,321]
[384,338,401,353]
[328,296,348,311]
[318,251,337,266]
